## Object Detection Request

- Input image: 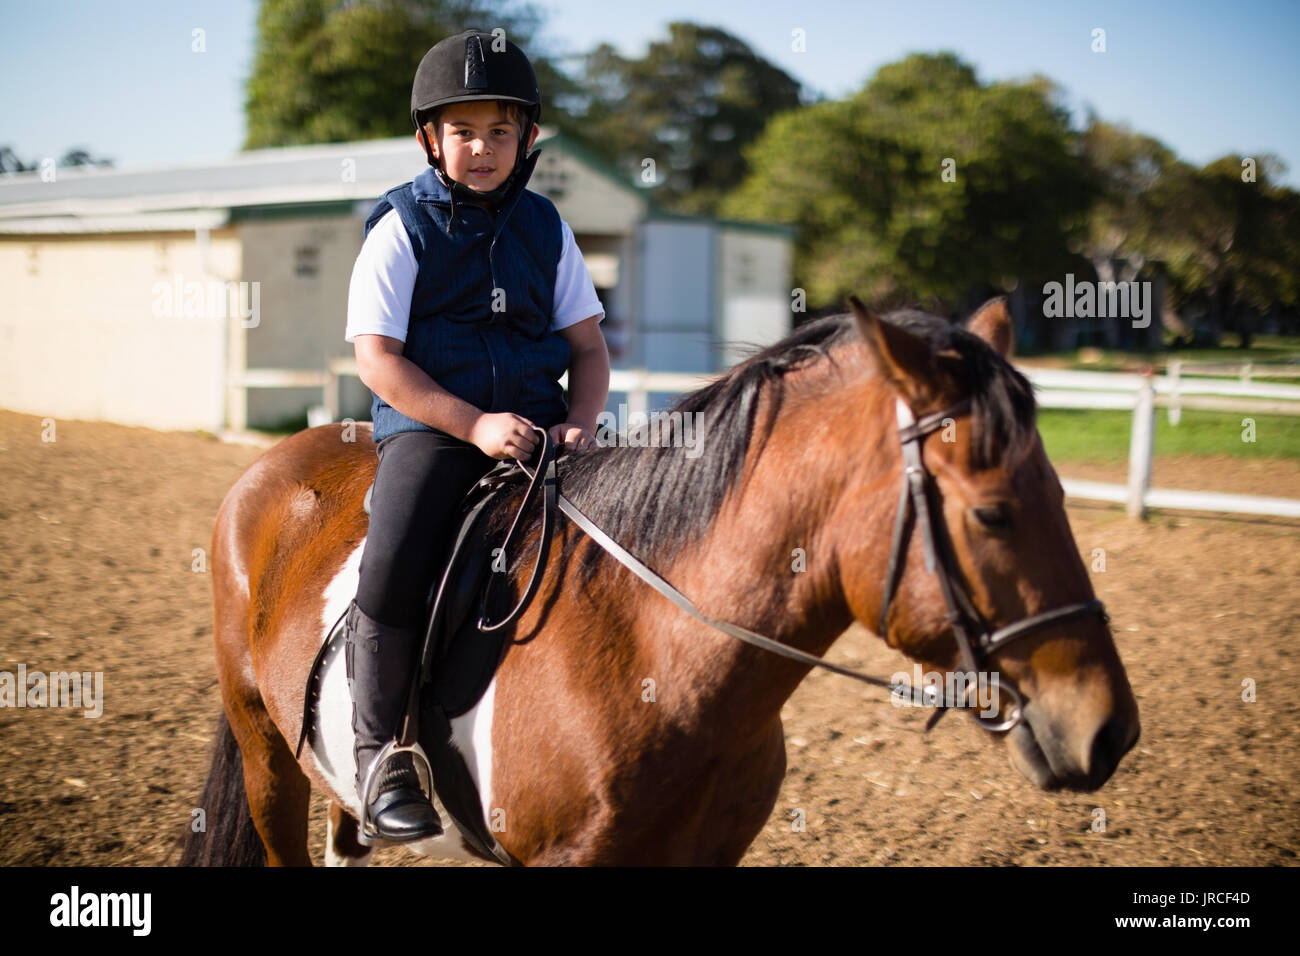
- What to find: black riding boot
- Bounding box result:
[343,599,442,841]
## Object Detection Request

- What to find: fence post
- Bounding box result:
[1167,359,1181,426]
[1127,372,1156,519]
[325,364,340,423]
[628,367,649,425]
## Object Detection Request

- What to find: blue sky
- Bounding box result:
[2,0,1297,185]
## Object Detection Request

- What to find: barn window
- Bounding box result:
[295,245,319,278]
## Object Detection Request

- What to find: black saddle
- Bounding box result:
[295,431,561,865]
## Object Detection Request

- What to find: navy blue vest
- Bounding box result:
[362,149,571,443]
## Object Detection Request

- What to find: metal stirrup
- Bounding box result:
[357,739,436,846]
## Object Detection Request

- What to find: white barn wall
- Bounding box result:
[537,149,647,235]
[717,229,793,368]
[637,220,715,372]
[0,231,237,431]
[236,214,364,428]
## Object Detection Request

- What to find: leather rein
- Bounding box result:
[483,402,1108,734]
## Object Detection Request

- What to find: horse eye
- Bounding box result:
[971,504,1011,530]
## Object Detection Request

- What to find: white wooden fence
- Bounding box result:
[1021,365,1300,519]
[306,362,714,425]
[242,358,1299,520]
[601,364,1300,519]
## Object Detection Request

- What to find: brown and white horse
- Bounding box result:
[180,298,1139,866]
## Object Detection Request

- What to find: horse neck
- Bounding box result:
[656,371,893,721]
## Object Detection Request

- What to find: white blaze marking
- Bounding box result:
[312,539,500,865]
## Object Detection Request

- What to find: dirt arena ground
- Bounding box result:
[0,409,1296,867]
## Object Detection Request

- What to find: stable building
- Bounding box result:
[0,129,793,433]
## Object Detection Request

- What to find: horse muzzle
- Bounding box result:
[1006,693,1141,791]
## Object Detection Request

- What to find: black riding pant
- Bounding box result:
[355,430,498,630]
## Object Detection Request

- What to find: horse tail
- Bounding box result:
[177,710,268,867]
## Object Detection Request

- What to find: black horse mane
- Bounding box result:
[486,308,1037,584]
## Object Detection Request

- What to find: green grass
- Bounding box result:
[1036,409,1300,463]
[1019,334,1300,376]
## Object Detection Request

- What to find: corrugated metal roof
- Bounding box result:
[0,129,800,242]
[0,130,558,220]
[0,210,231,234]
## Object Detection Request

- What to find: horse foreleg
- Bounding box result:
[707,718,788,865]
[325,801,372,867]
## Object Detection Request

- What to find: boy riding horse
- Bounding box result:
[343,30,610,841]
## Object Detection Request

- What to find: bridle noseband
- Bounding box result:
[877,396,1108,731]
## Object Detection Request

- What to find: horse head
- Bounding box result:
[839,296,1140,791]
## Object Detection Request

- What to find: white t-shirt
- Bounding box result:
[345,207,605,343]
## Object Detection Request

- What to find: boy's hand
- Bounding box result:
[548,422,597,451]
[469,412,538,461]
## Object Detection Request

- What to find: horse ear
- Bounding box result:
[849,295,936,404]
[967,296,1014,358]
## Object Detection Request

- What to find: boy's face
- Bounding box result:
[419,100,539,196]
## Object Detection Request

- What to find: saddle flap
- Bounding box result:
[421,461,521,714]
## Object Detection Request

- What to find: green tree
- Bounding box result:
[1078,119,1177,283]
[1155,154,1298,346]
[0,146,113,172]
[566,22,807,215]
[1075,122,1300,347]
[1074,120,1180,346]
[722,53,1095,311]
[0,147,35,173]
[244,0,567,149]
[59,148,114,168]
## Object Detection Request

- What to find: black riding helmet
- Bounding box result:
[411,30,541,213]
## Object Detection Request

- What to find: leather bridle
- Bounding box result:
[488,399,1109,735]
[877,397,1108,732]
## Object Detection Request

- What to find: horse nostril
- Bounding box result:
[1089,713,1138,777]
